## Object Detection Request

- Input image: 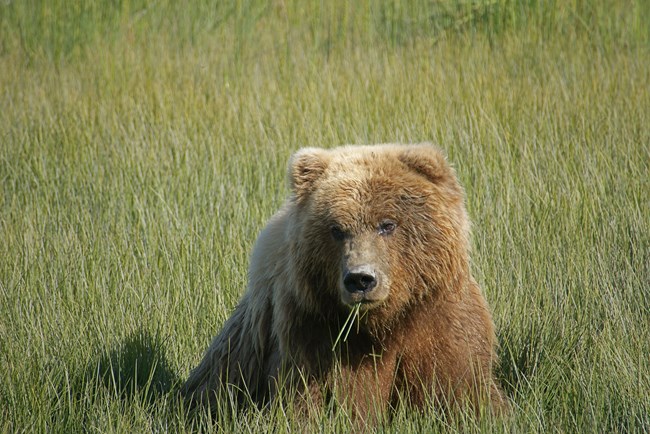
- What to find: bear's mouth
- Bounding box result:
[340,289,388,309]
[356,299,382,310]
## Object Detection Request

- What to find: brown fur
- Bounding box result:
[182,144,507,420]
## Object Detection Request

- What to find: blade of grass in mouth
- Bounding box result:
[331,304,366,351]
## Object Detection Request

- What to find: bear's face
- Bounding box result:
[288,145,469,325]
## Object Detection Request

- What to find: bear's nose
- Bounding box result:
[343,268,377,293]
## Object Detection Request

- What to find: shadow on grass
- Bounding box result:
[496,325,545,399]
[48,329,185,430]
[89,329,181,404]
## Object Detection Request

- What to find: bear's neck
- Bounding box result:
[284,300,422,370]
[284,276,469,373]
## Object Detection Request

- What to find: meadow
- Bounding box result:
[1,0,649,432]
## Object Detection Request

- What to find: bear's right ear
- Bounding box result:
[288,148,330,201]
[397,144,450,184]
[397,144,463,196]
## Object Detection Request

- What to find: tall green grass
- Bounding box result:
[1,0,649,432]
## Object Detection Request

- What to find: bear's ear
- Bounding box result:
[288,148,330,200]
[397,144,457,187]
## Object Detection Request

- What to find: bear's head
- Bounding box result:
[287,144,471,331]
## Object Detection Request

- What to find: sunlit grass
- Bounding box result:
[1,0,649,432]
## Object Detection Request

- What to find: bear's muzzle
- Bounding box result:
[341,265,388,306]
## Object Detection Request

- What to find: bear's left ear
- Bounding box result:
[397,144,459,190]
[288,148,330,201]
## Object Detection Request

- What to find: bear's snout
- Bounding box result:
[343,267,377,293]
[341,265,389,306]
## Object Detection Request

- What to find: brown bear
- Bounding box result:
[182,144,506,420]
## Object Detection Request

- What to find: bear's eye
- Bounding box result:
[379,220,397,236]
[330,224,345,241]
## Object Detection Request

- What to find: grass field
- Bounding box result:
[1,0,649,432]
